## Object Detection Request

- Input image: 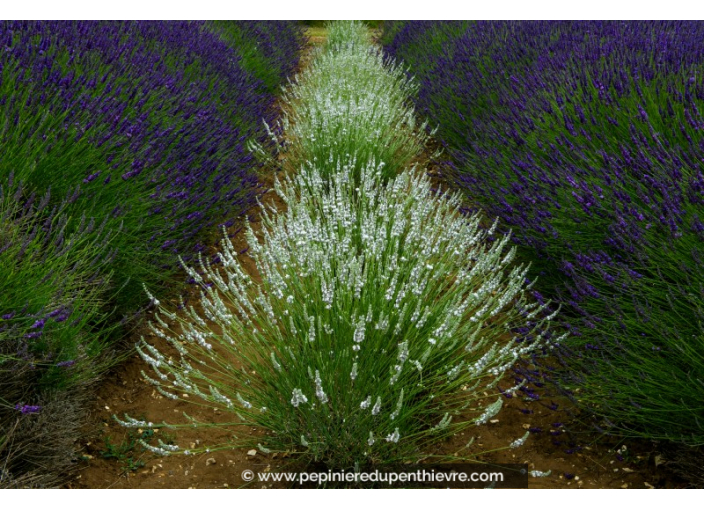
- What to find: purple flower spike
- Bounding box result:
[83,171,101,183]
[15,404,42,414]
[31,318,46,329]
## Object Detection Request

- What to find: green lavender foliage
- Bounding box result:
[207,21,307,94]
[0,178,115,388]
[377,21,407,48]
[0,178,114,488]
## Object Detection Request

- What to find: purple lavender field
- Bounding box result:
[383,21,704,459]
[0,21,305,487]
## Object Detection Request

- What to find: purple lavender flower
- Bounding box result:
[83,171,101,183]
[30,318,46,329]
[15,404,42,414]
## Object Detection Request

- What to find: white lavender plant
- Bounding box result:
[272,27,431,182]
[124,160,561,467]
[325,20,373,52]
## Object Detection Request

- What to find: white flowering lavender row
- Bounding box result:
[127,159,560,466]
[325,20,373,52]
[120,21,561,467]
[272,29,431,181]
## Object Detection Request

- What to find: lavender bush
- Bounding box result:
[0,21,304,308]
[123,162,557,467]
[384,21,704,445]
[266,22,431,184]
[0,176,113,487]
[0,176,115,387]
[208,21,306,94]
[325,20,372,51]
[0,21,305,486]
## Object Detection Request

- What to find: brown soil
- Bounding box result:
[65,26,686,490]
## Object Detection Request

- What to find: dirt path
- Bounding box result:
[67,25,683,489]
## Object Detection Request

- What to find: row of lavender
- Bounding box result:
[383,22,704,449]
[124,22,557,477]
[0,21,305,487]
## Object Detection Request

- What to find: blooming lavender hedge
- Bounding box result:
[0,21,305,486]
[271,41,431,183]
[0,21,304,308]
[0,19,305,384]
[208,21,307,94]
[384,21,704,445]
